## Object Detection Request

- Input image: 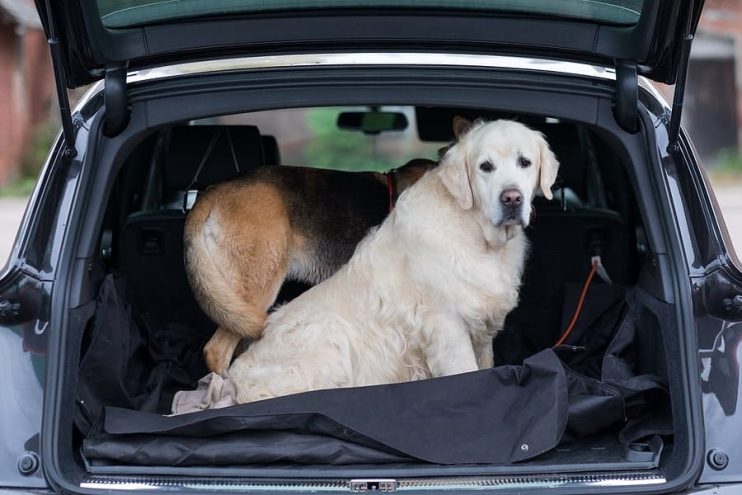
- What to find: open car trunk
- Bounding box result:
[43,65,700,494]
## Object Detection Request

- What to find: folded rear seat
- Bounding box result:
[119,125,266,334]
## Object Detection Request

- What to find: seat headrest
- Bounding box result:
[163,125,265,191]
[261,135,281,165]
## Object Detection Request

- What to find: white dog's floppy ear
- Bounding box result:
[452,116,473,140]
[538,136,560,200]
[439,145,474,210]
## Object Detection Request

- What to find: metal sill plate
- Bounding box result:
[82,471,665,492]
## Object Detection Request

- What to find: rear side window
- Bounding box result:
[97,0,643,28]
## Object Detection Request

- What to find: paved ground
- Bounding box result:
[0,188,740,265]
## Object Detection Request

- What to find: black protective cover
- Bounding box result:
[85,350,574,466]
[79,275,670,467]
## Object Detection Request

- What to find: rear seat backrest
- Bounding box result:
[120,125,265,333]
[161,125,265,209]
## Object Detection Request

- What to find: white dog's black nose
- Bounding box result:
[500,189,523,207]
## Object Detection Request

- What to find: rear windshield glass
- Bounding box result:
[97,0,643,28]
[211,106,443,172]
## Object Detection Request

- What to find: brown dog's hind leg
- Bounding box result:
[204,327,242,374]
[186,182,291,373]
[203,247,288,373]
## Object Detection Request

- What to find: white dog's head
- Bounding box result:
[438,118,559,228]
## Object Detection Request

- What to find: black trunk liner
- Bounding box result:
[77,275,673,469]
[83,434,663,477]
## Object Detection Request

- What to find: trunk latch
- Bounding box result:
[349,479,397,492]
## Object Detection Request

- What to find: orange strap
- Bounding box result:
[553,259,599,348]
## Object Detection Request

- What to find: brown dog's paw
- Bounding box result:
[203,327,241,373]
[204,345,230,374]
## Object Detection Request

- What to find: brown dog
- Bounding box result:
[184,159,437,373]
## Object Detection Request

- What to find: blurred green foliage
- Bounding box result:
[715,149,742,173]
[0,122,58,197]
[0,177,37,197]
[21,122,59,178]
[707,148,742,185]
[303,108,402,172]
[302,108,438,172]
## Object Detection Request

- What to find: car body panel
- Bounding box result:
[641,75,742,482]
[0,91,97,487]
[34,0,702,88]
[2,51,740,492]
[674,133,742,484]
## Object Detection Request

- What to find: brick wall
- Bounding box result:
[22,29,54,128]
[0,21,53,186]
[0,24,21,185]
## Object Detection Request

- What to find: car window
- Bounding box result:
[97,0,643,28]
[213,106,443,173]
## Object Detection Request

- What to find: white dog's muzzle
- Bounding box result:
[494,188,528,228]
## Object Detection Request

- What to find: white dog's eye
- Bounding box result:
[518,156,532,168]
[479,161,494,173]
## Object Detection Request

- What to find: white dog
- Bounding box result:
[228,119,559,403]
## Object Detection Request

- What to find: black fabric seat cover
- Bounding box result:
[85,430,415,466]
[497,209,637,366]
[85,350,573,466]
[75,275,208,433]
[78,275,671,467]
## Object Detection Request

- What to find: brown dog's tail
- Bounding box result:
[184,196,269,341]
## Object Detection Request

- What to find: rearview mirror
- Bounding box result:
[337,111,408,135]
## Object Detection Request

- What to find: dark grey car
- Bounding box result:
[4,1,742,494]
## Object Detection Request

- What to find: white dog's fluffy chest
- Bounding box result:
[395,175,527,331]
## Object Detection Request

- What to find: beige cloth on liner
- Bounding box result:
[170,371,238,415]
